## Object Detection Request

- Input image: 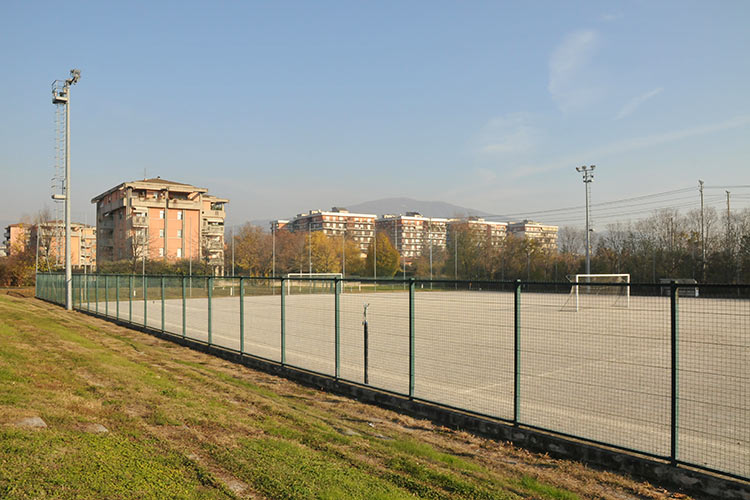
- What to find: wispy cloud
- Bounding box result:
[600,13,622,22]
[510,114,750,178]
[548,30,601,112]
[615,87,663,120]
[477,113,538,155]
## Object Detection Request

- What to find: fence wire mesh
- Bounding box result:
[677,284,750,478]
[34,273,750,480]
[339,279,410,393]
[519,283,671,456]
[284,278,336,376]
[413,280,515,419]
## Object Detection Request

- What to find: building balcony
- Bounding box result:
[202,224,224,236]
[98,198,126,215]
[132,215,148,227]
[98,219,114,230]
[203,209,225,219]
[168,199,199,209]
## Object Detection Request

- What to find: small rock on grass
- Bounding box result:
[14,417,47,429]
[82,423,109,434]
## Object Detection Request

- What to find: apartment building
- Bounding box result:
[507,220,558,250]
[3,223,30,256]
[447,217,508,248]
[3,221,96,269]
[375,213,448,264]
[91,177,228,274]
[285,208,376,254]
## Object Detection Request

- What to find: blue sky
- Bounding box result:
[1,1,749,229]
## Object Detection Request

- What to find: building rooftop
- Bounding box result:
[91,177,209,203]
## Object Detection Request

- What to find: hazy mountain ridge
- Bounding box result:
[345,197,490,218]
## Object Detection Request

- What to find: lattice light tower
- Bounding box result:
[51,69,81,311]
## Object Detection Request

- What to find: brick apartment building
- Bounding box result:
[91,178,228,274]
[375,213,449,264]
[3,221,96,269]
[278,208,376,255]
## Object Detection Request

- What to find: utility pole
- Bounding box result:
[308,219,312,274]
[231,226,235,277]
[699,180,705,281]
[429,220,433,282]
[576,165,595,275]
[51,69,81,311]
[726,190,731,248]
[272,224,276,278]
[373,223,377,279]
[342,226,346,278]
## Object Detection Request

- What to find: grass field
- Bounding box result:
[0,292,696,499]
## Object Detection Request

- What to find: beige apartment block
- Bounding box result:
[91,177,228,274]
[3,223,30,256]
[447,217,508,248]
[3,221,96,269]
[285,208,376,255]
[507,219,558,250]
[376,212,448,264]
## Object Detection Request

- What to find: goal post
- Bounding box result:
[567,274,630,312]
[285,273,343,294]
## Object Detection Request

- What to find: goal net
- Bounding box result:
[562,274,630,312]
[285,273,342,294]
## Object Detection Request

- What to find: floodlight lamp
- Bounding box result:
[68,69,81,85]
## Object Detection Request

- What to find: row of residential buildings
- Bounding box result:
[4,178,229,274]
[272,208,558,265]
[4,177,558,272]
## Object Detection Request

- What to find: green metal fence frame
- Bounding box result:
[32,272,750,482]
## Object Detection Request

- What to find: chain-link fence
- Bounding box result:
[36,273,750,480]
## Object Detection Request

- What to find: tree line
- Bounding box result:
[4,205,749,286]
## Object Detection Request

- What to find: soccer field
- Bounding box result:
[81,286,750,479]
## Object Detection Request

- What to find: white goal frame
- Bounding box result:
[285,273,343,294]
[571,273,630,312]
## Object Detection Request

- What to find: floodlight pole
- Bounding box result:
[52,69,80,311]
[699,180,705,281]
[576,165,595,276]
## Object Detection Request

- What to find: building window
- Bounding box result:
[159,229,164,238]
[176,248,182,258]
[178,211,183,220]
[159,248,164,257]
[177,230,182,238]
[159,210,164,219]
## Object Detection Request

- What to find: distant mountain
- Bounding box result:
[345,197,490,218]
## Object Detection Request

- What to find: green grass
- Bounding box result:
[0,293,653,499]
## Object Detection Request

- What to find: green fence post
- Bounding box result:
[409,278,415,399]
[281,278,286,365]
[670,281,679,464]
[87,275,91,311]
[105,275,109,317]
[161,276,165,333]
[514,279,521,425]
[143,276,148,328]
[116,275,120,320]
[335,278,341,379]
[95,275,100,314]
[129,275,133,323]
[239,278,244,354]
[207,276,213,346]
[182,276,186,338]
